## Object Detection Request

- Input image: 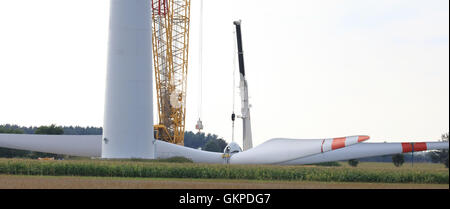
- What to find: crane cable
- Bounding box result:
[231,25,237,142]
[196,0,204,132]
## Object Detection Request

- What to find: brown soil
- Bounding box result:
[0,175,448,189]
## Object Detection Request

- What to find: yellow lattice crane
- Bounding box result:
[151,0,191,145]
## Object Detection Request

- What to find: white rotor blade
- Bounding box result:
[282,141,449,165]
[0,134,101,157]
[229,135,370,164]
[0,134,223,163]
[154,140,223,163]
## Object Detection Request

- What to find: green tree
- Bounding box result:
[184,131,228,152]
[35,124,64,135]
[203,140,220,152]
[427,133,449,168]
[348,159,359,167]
[203,138,228,153]
[392,154,405,167]
[0,127,25,134]
[184,131,208,149]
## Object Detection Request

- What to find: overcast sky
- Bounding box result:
[0,0,448,147]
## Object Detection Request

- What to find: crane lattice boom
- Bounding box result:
[151,0,191,145]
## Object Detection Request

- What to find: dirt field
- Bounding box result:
[0,175,448,189]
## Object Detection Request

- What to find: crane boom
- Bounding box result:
[234,20,253,151]
[151,0,191,145]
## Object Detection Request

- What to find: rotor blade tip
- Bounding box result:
[358,136,370,142]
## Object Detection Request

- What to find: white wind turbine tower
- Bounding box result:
[101,0,155,159]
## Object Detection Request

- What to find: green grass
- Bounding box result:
[0,158,447,184]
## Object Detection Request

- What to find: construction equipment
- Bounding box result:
[151,0,191,145]
[233,20,253,151]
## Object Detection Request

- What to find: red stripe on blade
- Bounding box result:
[414,142,427,152]
[402,143,412,153]
[358,136,370,142]
[332,137,346,150]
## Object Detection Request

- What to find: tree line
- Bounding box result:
[0,124,102,135]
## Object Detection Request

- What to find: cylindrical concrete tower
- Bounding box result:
[102,0,155,159]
